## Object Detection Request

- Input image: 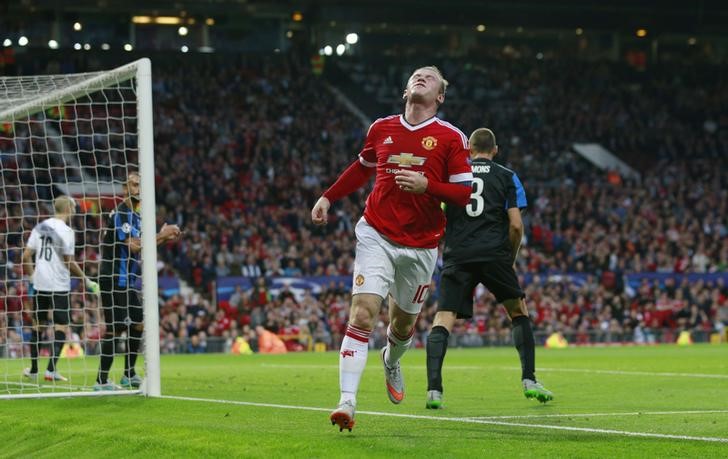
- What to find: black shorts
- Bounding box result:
[100,279,143,327]
[33,291,71,325]
[438,260,524,319]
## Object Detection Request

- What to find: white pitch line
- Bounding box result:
[259,364,480,370]
[258,364,728,379]
[466,409,728,420]
[0,390,140,400]
[161,395,728,444]
[499,367,728,379]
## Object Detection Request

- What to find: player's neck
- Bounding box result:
[472,154,494,161]
[125,197,139,210]
[404,102,437,125]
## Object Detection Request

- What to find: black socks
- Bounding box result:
[97,333,115,384]
[30,330,39,374]
[426,326,450,392]
[125,326,143,378]
[46,329,65,373]
[511,315,536,381]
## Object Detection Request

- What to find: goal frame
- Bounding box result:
[0,58,160,399]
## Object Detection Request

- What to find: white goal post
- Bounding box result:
[0,58,160,398]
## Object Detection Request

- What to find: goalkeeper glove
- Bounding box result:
[85,279,100,294]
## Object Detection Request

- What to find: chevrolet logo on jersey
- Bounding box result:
[386,153,426,168]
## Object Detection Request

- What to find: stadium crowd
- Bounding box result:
[152,272,728,355]
[149,53,728,352]
[1,50,727,356]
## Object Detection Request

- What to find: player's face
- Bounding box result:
[404,68,445,105]
[126,175,140,201]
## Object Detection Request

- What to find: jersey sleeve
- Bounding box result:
[62,227,75,256]
[357,120,379,168]
[322,159,376,203]
[506,173,528,210]
[446,135,473,184]
[27,228,39,251]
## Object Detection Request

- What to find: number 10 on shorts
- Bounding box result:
[412,284,429,304]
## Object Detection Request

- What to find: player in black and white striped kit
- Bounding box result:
[22,195,99,382]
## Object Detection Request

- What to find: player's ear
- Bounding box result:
[493,145,499,157]
[402,89,408,100]
[436,93,445,105]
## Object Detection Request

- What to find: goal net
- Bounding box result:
[0,59,160,399]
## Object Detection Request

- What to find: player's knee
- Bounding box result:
[504,298,528,320]
[432,311,456,332]
[349,294,381,329]
[389,314,416,337]
[388,301,417,334]
[349,301,379,330]
[349,307,375,330]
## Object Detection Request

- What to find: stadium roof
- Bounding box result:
[3,0,728,34]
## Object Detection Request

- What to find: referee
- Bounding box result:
[94,171,181,390]
[22,195,100,382]
[425,128,553,409]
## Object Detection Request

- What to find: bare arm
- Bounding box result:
[157,223,182,245]
[507,207,524,265]
[311,197,331,226]
[22,247,35,279]
[65,255,103,329]
[65,255,88,283]
[128,237,142,253]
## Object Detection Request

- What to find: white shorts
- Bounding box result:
[351,217,438,314]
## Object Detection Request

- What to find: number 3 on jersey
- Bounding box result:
[466,177,485,217]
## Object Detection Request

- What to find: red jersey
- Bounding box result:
[359,114,472,248]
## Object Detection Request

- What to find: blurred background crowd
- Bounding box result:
[2,27,727,355]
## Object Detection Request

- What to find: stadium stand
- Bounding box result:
[2,46,727,355]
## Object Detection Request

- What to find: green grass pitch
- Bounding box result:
[1,344,727,457]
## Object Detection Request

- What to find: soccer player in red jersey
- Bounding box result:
[311,66,473,432]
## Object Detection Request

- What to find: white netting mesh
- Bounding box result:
[0,72,106,115]
[0,66,145,397]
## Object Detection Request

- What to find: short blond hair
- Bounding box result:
[54,195,76,215]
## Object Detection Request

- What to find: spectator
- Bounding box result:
[255,325,287,354]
